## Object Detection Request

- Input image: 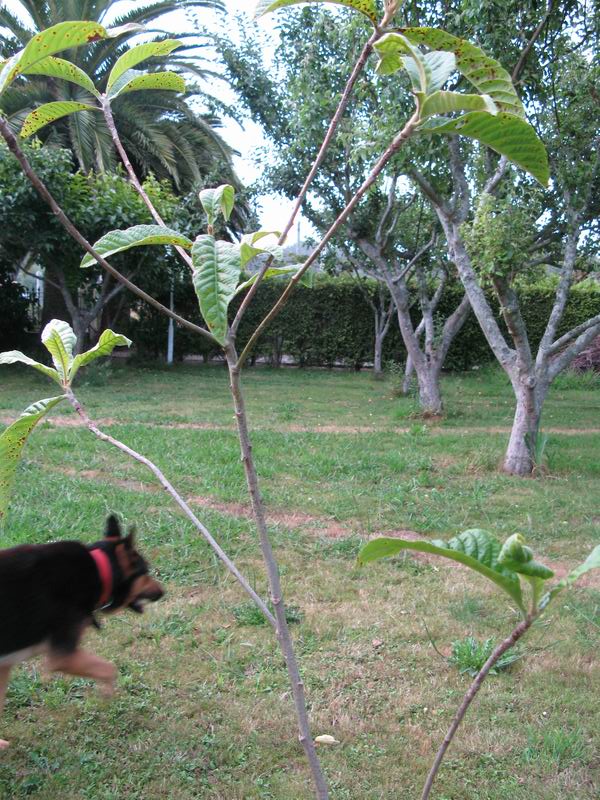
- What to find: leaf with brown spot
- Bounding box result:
[0,22,107,96]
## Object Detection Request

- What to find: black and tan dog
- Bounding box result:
[0,515,164,749]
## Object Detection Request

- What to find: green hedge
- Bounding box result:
[128,276,600,371]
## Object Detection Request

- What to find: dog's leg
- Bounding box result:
[0,665,12,749]
[48,650,117,697]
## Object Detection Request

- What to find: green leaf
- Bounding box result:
[421,90,497,119]
[358,529,525,612]
[22,57,99,97]
[0,21,107,96]
[199,185,235,226]
[254,0,378,24]
[41,320,76,382]
[69,330,132,382]
[107,39,182,91]
[542,545,600,608]
[0,395,65,523]
[0,350,61,385]
[239,230,283,268]
[107,69,185,99]
[400,28,524,117]
[20,101,98,138]
[421,112,549,186]
[191,235,241,345]
[374,33,420,80]
[81,224,192,268]
[498,534,554,580]
[421,51,456,93]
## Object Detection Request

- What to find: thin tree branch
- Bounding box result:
[21,267,61,292]
[101,99,194,270]
[548,312,600,357]
[409,169,452,217]
[237,111,422,367]
[230,9,398,337]
[65,387,276,629]
[225,348,329,799]
[0,116,216,343]
[548,320,600,380]
[511,0,557,83]
[421,614,535,800]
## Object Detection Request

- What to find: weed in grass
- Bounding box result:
[233,601,303,626]
[277,401,301,421]
[449,636,523,676]
[449,595,489,624]
[387,361,410,399]
[522,726,588,770]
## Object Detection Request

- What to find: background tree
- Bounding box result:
[226,0,599,466]
[0,0,237,192]
[0,141,188,350]
[400,0,600,474]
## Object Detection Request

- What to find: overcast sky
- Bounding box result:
[1,0,310,242]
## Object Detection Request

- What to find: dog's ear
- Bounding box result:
[105,514,122,540]
[124,525,136,550]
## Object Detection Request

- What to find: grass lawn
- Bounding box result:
[0,363,599,799]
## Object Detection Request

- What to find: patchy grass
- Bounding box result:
[0,364,599,798]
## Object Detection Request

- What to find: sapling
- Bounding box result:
[0,4,553,797]
[358,530,600,799]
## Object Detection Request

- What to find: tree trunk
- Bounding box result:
[416,365,443,415]
[373,331,384,379]
[402,356,414,394]
[71,313,89,355]
[503,378,545,476]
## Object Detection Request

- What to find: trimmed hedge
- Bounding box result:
[128,276,600,371]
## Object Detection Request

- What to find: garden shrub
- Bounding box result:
[128,275,600,372]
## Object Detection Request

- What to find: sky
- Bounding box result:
[1,0,311,242]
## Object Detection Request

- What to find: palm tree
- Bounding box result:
[0,0,238,193]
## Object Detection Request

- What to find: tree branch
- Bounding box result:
[101,99,194,271]
[511,0,557,83]
[237,110,422,367]
[231,7,399,336]
[0,116,216,343]
[421,614,535,800]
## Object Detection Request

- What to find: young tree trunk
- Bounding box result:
[503,377,546,476]
[373,329,385,378]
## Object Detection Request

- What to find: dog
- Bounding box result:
[0,515,164,750]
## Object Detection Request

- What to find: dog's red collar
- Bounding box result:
[90,548,113,608]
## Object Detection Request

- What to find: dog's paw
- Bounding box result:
[0,739,10,750]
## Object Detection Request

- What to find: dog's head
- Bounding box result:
[96,515,164,614]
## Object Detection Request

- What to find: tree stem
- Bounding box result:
[64,387,275,628]
[230,7,397,334]
[225,346,329,800]
[421,614,535,800]
[101,99,194,270]
[237,111,421,368]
